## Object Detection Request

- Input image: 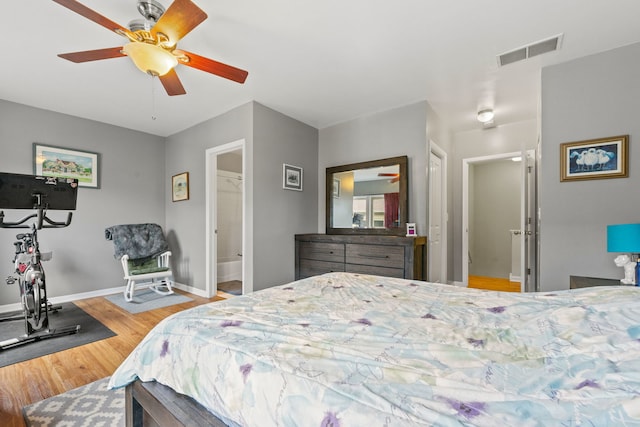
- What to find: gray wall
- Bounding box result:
[540,42,640,290]
[451,119,537,282]
[0,98,318,307]
[0,100,166,306]
[252,103,318,290]
[470,160,521,278]
[319,101,429,235]
[165,101,318,293]
[164,102,253,291]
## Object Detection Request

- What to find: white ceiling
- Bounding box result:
[2,1,640,137]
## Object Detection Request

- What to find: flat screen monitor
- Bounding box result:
[0,173,78,210]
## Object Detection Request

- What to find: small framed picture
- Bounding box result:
[283,164,303,191]
[332,178,341,198]
[406,223,417,237]
[172,172,189,202]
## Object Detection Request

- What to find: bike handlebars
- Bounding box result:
[0,210,73,229]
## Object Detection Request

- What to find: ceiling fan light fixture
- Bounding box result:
[137,0,165,23]
[123,42,177,76]
[477,109,495,123]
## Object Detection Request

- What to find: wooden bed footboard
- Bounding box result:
[126,380,228,427]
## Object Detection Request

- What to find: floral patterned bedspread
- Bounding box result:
[109,272,640,426]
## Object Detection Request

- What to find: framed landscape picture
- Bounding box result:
[560,135,628,182]
[172,172,190,202]
[33,143,100,188]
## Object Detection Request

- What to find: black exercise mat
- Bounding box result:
[0,302,116,368]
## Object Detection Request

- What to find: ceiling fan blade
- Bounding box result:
[159,69,187,96]
[52,0,132,37]
[176,50,248,84]
[152,0,207,44]
[58,47,126,63]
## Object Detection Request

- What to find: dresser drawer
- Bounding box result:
[345,244,404,269]
[299,259,345,279]
[345,263,405,278]
[298,242,344,263]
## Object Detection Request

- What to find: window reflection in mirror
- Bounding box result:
[326,156,408,236]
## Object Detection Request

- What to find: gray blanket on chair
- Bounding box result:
[105,223,169,260]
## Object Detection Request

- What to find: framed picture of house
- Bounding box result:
[33,143,100,188]
[172,172,189,202]
[560,135,629,182]
[283,164,303,191]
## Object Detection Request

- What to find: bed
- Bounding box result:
[109,272,640,426]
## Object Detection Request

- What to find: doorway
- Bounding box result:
[462,150,536,292]
[216,161,243,296]
[205,139,249,298]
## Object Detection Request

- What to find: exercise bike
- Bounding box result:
[0,174,80,351]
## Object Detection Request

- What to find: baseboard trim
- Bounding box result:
[0,281,208,314]
[0,286,123,314]
[172,282,208,298]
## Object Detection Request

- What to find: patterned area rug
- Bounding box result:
[23,377,124,427]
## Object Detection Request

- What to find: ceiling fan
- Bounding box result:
[378,173,400,183]
[52,0,248,96]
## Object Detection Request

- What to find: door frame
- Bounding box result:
[428,140,448,283]
[462,150,536,289]
[205,139,251,298]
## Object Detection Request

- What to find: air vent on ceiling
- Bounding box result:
[497,34,563,67]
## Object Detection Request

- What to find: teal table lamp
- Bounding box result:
[607,223,640,285]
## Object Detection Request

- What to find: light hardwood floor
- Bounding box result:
[0,290,225,427]
[468,275,521,292]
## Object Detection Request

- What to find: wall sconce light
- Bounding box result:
[477,109,495,123]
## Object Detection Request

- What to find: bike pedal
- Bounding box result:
[5,276,16,285]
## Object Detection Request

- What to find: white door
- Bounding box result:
[428,142,447,283]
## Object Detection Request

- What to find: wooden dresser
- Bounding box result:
[295,234,427,280]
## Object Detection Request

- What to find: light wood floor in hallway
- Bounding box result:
[468,275,521,292]
[0,290,226,427]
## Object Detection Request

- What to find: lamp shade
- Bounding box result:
[607,223,640,252]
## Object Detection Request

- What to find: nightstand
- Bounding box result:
[569,275,626,289]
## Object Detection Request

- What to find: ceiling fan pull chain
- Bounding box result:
[150,75,157,121]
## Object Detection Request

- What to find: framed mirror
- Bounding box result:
[326,156,408,235]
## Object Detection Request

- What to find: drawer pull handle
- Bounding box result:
[360,254,389,259]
